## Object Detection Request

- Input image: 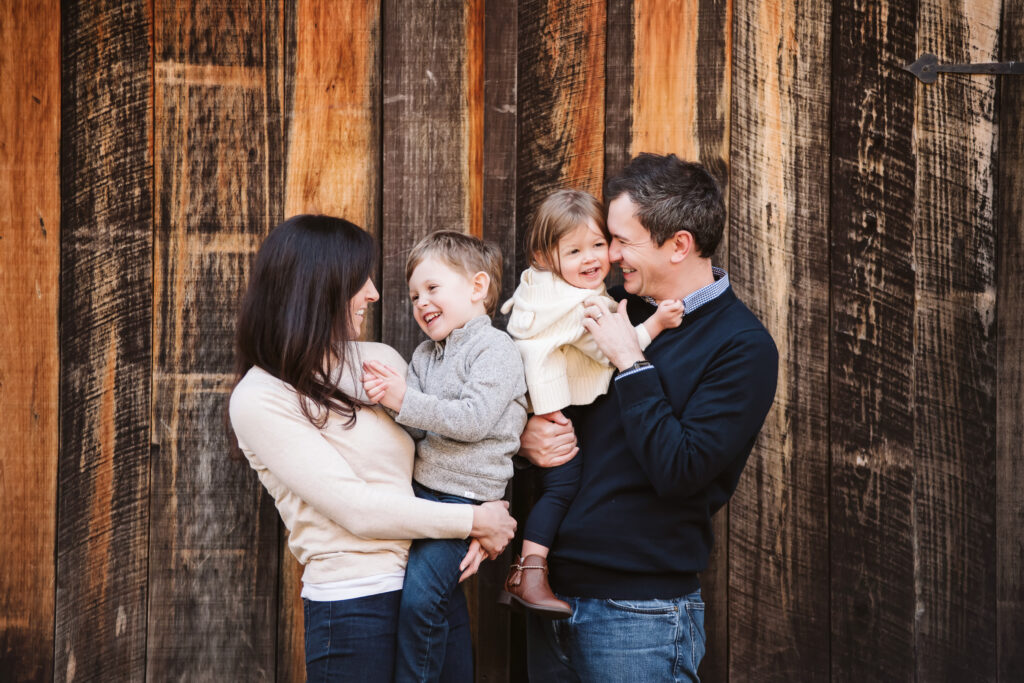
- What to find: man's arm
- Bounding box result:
[614,330,778,497]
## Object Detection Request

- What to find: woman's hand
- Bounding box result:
[362,360,407,411]
[519,411,578,468]
[458,539,488,582]
[470,500,516,557]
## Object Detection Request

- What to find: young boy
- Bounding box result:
[362,230,527,683]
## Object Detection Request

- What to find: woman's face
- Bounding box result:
[349,277,379,337]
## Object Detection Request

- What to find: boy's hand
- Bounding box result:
[361,360,407,412]
[458,539,488,582]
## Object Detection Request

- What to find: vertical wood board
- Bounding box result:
[56,2,153,680]
[0,2,60,681]
[829,0,918,679]
[911,1,1000,679]
[997,0,1024,679]
[728,0,831,679]
[382,0,478,359]
[147,2,283,679]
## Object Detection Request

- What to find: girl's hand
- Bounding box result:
[653,299,684,330]
[458,539,488,582]
[361,360,407,412]
[470,500,517,557]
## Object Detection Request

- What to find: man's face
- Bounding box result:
[607,195,675,300]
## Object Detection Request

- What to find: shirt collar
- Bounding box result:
[434,314,491,353]
[642,267,729,315]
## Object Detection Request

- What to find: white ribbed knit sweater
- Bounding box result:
[500,267,651,414]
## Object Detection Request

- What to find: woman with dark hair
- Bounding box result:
[229,215,516,681]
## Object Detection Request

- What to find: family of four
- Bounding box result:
[229,154,779,682]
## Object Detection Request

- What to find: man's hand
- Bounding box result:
[582,297,646,371]
[361,360,406,412]
[519,411,578,468]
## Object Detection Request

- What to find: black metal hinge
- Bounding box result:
[904,53,1024,83]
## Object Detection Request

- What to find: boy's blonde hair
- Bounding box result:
[526,189,609,274]
[406,230,503,315]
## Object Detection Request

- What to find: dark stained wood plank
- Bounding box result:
[517,0,605,233]
[56,2,153,680]
[912,3,1000,680]
[382,0,480,359]
[829,0,918,680]
[998,4,1024,679]
[0,2,59,681]
[603,0,633,194]
[476,0,518,679]
[147,2,283,679]
[728,1,831,680]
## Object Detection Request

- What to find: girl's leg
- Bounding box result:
[522,539,550,559]
[303,590,401,683]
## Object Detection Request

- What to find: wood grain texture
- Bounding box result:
[997,2,1024,679]
[912,2,1000,679]
[0,2,59,681]
[56,2,153,680]
[517,0,605,228]
[476,0,518,678]
[729,0,831,680]
[829,0,918,680]
[604,0,633,191]
[148,2,283,679]
[382,0,480,359]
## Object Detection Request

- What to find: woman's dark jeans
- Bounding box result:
[304,586,471,681]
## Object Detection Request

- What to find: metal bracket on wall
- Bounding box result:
[904,53,1024,83]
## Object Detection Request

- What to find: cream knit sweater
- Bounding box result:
[500,267,652,414]
[229,342,473,585]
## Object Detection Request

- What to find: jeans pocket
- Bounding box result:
[605,598,679,615]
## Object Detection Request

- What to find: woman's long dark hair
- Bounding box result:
[234,215,376,428]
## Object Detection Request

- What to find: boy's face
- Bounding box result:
[408,256,488,341]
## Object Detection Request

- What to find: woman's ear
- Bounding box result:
[471,271,491,302]
[669,230,695,263]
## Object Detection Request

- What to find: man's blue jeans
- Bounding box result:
[526,590,706,682]
[394,483,476,683]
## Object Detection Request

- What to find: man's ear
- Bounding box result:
[470,271,491,302]
[669,230,695,263]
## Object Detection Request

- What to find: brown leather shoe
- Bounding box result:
[498,554,572,619]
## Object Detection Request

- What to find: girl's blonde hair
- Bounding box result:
[526,189,609,274]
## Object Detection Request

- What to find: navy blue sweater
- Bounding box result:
[549,284,778,599]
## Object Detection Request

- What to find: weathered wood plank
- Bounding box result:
[729,1,831,680]
[517,0,605,229]
[0,2,59,681]
[279,2,382,679]
[829,0,918,680]
[912,2,1000,680]
[147,2,283,679]
[56,2,153,680]
[476,0,518,678]
[604,0,633,193]
[998,3,1024,679]
[382,0,480,359]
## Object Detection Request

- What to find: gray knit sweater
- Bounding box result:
[396,315,528,501]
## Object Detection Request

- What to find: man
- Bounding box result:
[519,154,778,681]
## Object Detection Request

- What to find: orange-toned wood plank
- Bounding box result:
[0,2,59,680]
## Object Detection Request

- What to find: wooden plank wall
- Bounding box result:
[0,0,1022,681]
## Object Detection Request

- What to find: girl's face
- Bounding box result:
[555,219,611,289]
[348,277,379,337]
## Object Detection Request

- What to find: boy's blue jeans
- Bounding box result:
[526,590,706,682]
[394,483,477,683]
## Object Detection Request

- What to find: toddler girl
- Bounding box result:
[498,189,682,617]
